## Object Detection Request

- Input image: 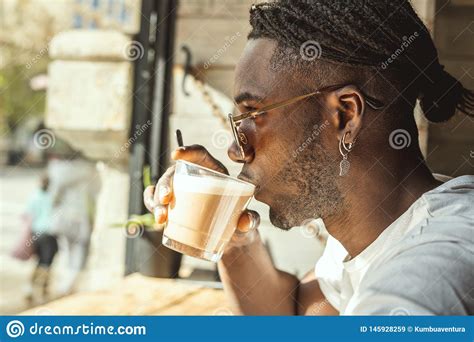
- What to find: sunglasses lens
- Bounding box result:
[227,114,245,158]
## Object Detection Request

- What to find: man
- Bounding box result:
[144,0,474,315]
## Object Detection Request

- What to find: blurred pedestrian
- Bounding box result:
[48,155,100,296]
[23,174,58,302]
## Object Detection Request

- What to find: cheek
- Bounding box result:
[263,116,317,161]
[254,122,305,185]
[258,113,304,151]
[258,116,334,182]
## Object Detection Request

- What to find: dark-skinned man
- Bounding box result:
[144,0,474,315]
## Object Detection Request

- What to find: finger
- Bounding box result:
[153,205,168,224]
[143,185,156,212]
[236,210,260,234]
[154,165,175,206]
[171,144,229,174]
[228,210,260,248]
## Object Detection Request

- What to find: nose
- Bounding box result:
[228,128,255,163]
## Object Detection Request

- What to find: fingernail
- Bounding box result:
[248,212,260,231]
[154,207,165,222]
[158,186,170,200]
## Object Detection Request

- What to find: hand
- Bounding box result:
[143,144,260,247]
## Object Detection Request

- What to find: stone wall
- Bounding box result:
[46,29,134,284]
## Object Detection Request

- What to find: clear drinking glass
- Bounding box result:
[162,160,255,262]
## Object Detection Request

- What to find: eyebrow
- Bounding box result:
[233,92,264,105]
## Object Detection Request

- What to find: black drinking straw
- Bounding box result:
[176,129,184,147]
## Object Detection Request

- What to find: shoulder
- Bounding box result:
[413,175,474,246]
[347,220,474,315]
[346,176,474,315]
[403,175,474,253]
[422,175,474,218]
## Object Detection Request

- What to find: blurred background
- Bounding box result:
[0,0,473,315]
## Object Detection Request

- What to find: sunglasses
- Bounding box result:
[227,84,384,158]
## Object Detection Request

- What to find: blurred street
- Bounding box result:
[0,166,41,313]
[0,165,125,314]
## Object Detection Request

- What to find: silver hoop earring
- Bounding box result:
[339,132,356,176]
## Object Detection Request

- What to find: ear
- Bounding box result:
[325,85,365,144]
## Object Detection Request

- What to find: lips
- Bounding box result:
[238,172,260,192]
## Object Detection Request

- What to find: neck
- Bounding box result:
[324,153,442,258]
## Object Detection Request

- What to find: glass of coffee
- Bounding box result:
[162,160,255,262]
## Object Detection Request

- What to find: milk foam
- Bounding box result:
[173,173,254,196]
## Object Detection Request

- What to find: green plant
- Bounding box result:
[0,60,48,134]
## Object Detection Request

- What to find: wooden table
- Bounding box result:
[21,273,231,315]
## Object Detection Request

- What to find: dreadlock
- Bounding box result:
[248,0,474,123]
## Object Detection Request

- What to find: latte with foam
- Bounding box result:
[163,171,254,262]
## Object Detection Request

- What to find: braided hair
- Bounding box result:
[248,0,474,123]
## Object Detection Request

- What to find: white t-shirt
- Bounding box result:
[315,175,474,315]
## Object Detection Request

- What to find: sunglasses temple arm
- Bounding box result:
[365,95,384,110]
[231,91,321,122]
[230,91,384,122]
